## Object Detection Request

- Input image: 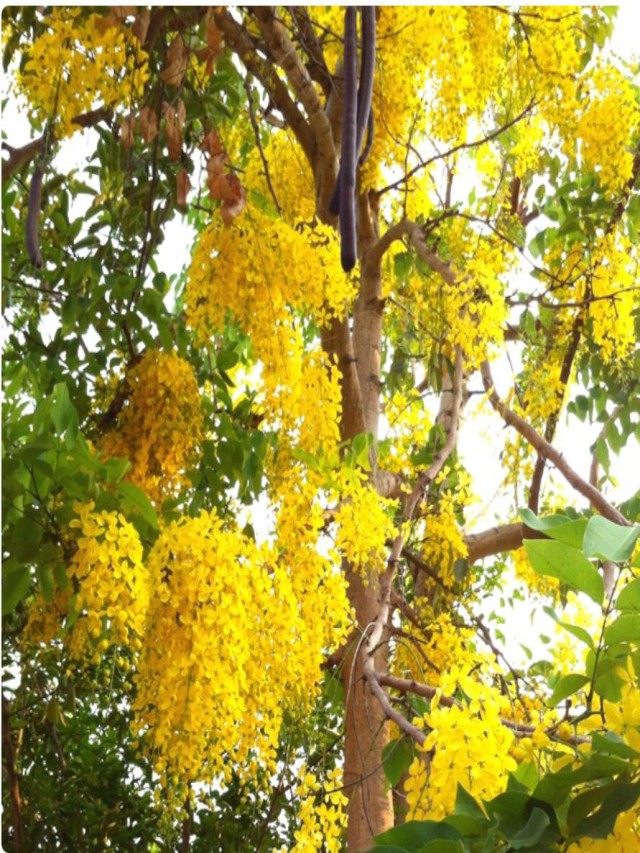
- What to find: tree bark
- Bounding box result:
[339,192,394,850]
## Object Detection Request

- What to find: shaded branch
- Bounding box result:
[2,695,23,853]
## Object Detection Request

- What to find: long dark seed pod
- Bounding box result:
[26,163,44,268]
[329,167,341,217]
[355,6,375,160]
[359,108,374,166]
[339,7,358,272]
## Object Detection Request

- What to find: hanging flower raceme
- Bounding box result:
[99,349,204,505]
[131,509,351,805]
[15,7,149,138]
[22,502,150,664]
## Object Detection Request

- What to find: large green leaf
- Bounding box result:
[583,516,640,562]
[524,539,604,605]
[519,509,587,549]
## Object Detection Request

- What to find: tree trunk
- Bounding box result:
[340,193,394,850]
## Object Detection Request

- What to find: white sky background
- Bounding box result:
[2,5,640,666]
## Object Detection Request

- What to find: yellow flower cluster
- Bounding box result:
[132,510,351,802]
[332,470,398,579]
[276,766,348,853]
[16,8,148,138]
[243,130,316,224]
[603,660,640,753]
[589,231,638,365]
[23,503,149,664]
[99,350,204,505]
[420,468,474,584]
[66,502,149,660]
[405,666,516,820]
[22,588,72,650]
[576,64,640,195]
[187,208,355,340]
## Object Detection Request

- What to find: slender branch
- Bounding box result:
[377,98,536,198]
[528,309,584,513]
[253,7,330,134]
[288,7,332,97]
[244,77,282,215]
[481,361,629,526]
[376,673,588,744]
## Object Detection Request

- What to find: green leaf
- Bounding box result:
[604,613,640,645]
[567,785,611,836]
[570,781,640,840]
[543,605,595,650]
[525,539,604,605]
[548,674,590,707]
[519,509,586,549]
[2,565,31,614]
[116,481,159,530]
[373,820,462,850]
[382,737,415,788]
[50,382,73,433]
[583,516,640,563]
[591,732,640,759]
[453,558,469,583]
[444,784,490,836]
[485,792,559,847]
[416,842,464,852]
[508,807,550,849]
[616,578,640,611]
[512,762,539,793]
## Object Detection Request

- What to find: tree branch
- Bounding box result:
[2,107,113,180]
[481,361,629,526]
[214,7,314,162]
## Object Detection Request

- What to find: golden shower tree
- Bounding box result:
[2,6,640,851]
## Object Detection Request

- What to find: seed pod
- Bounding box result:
[328,170,341,217]
[26,162,44,268]
[339,7,358,272]
[359,104,374,167]
[356,6,376,162]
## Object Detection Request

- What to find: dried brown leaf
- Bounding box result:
[201,129,224,159]
[166,122,182,162]
[177,168,191,209]
[220,174,246,225]
[176,100,186,131]
[132,8,150,44]
[160,34,189,87]
[206,14,224,55]
[120,114,136,149]
[140,106,158,143]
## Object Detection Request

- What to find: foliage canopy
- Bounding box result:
[2,6,640,851]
